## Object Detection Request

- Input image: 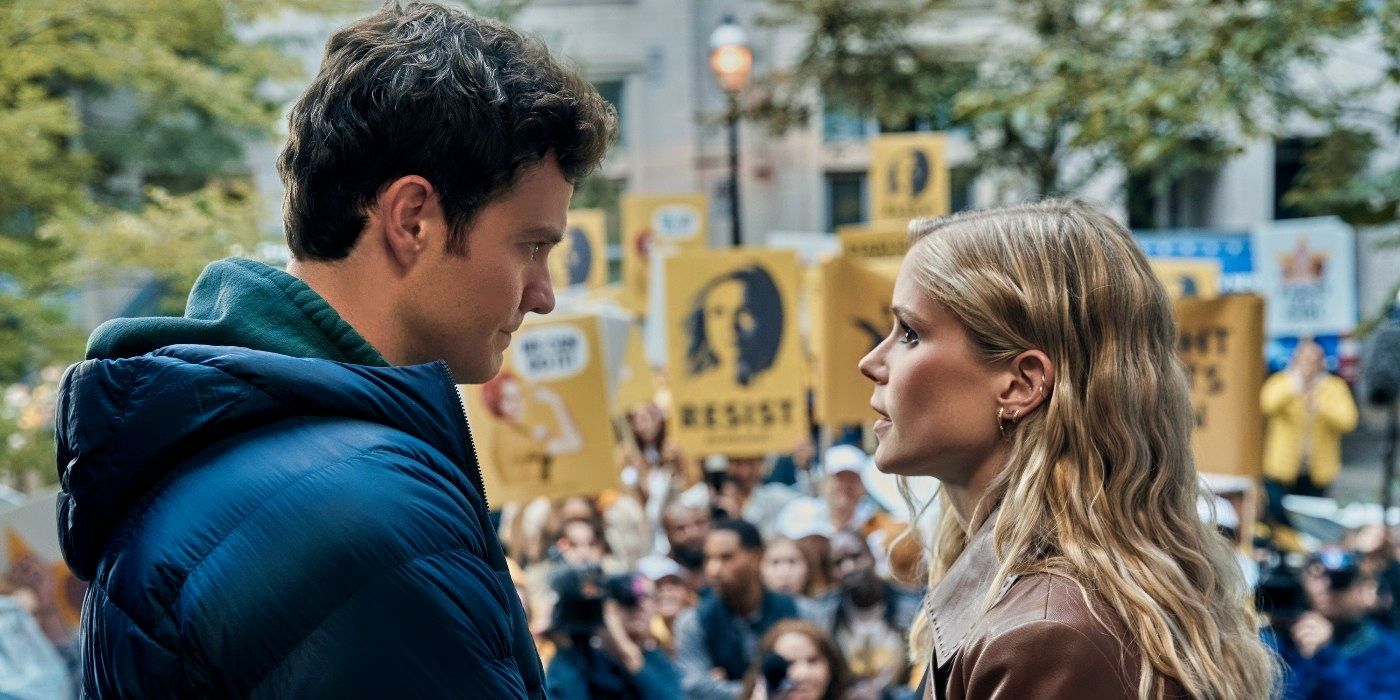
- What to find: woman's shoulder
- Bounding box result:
[953,574,1143,697]
[987,573,1119,636]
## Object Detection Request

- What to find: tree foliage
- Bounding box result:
[753,0,1376,198]
[1284,0,1400,226]
[753,0,972,133]
[0,0,346,478]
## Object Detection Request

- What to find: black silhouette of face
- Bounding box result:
[854,305,893,352]
[565,226,592,286]
[684,266,784,386]
[887,148,931,197]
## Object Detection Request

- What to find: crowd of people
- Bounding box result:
[7,2,1400,698]
[480,312,1400,700]
[495,405,927,700]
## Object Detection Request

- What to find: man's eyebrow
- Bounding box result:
[890,304,928,327]
[518,226,564,243]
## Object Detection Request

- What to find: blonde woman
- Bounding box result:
[859,200,1276,699]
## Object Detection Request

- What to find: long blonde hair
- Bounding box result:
[892,200,1277,699]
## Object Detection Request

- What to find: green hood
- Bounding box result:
[87,258,388,366]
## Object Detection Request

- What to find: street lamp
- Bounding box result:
[709,14,751,247]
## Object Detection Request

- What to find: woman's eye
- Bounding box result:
[898,321,918,345]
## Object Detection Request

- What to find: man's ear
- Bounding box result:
[997,350,1055,421]
[375,175,438,270]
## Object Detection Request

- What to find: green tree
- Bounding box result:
[0,0,346,480]
[753,0,1369,198]
[751,0,972,133]
[1284,0,1400,226]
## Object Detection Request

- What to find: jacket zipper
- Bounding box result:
[436,361,489,512]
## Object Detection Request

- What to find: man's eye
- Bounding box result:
[528,243,546,260]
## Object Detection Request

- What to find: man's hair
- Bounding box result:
[710,518,764,552]
[278,1,616,260]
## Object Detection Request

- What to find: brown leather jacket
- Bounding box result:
[921,513,1187,699]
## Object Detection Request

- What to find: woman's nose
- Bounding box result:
[859,340,887,383]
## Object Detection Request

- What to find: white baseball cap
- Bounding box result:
[637,554,685,582]
[824,444,869,475]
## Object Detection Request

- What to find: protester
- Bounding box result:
[51,2,615,696]
[860,201,1276,697]
[674,519,809,699]
[761,536,814,598]
[777,444,914,578]
[545,567,682,699]
[808,531,920,699]
[662,500,713,590]
[0,580,72,700]
[1262,340,1360,550]
[772,498,837,597]
[710,455,801,537]
[556,518,608,567]
[1267,549,1400,699]
[637,554,695,653]
[599,490,653,570]
[739,620,851,700]
[624,403,694,543]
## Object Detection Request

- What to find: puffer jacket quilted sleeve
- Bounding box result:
[57,346,543,698]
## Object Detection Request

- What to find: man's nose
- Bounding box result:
[524,273,555,315]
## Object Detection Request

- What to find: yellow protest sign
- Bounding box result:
[1174,294,1265,478]
[665,248,809,456]
[814,256,899,426]
[869,133,950,222]
[552,209,607,293]
[1151,258,1222,300]
[465,313,619,504]
[836,221,909,259]
[621,194,709,313]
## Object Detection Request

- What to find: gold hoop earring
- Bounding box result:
[997,407,1008,439]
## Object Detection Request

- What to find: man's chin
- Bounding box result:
[448,353,503,385]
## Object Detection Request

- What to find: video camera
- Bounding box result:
[548,564,645,638]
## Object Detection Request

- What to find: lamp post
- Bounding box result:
[709,15,751,247]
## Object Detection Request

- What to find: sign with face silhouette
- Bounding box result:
[621,194,709,313]
[464,313,619,504]
[665,249,809,455]
[813,256,899,426]
[551,209,607,294]
[1151,258,1222,300]
[869,133,950,222]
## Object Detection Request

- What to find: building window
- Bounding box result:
[826,171,867,230]
[1127,170,1218,229]
[594,79,626,148]
[1274,136,1319,221]
[950,165,974,213]
[822,108,874,143]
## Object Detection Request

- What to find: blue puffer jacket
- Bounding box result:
[55,344,545,698]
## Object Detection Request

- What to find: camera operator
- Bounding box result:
[1264,549,1400,699]
[545,566,681,699]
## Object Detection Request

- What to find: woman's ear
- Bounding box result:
[997,350,1055,420]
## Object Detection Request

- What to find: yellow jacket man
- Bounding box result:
[1261,341,1359,490]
